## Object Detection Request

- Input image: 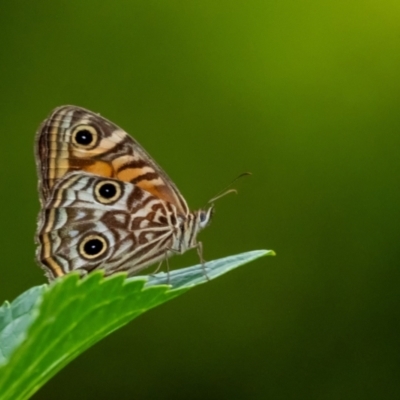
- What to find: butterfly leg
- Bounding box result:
[150,260,164,276]
[171,241,210,281]
[194,241,210,281]
[150,252,171,283]
[165,254,171,284]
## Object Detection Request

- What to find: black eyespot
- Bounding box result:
[79,234,108,260]
[84,238,103,256]
[99,183,117,199]
[94,180,123,204]
[75,129,93,145]
[71,125,99,149]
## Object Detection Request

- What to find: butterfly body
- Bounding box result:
[35,106,213,281]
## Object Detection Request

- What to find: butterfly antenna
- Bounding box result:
[208,172,252,204]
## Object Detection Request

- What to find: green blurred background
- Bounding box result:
[1,1,399,399]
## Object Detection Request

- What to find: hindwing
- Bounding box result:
[36,172,178,280]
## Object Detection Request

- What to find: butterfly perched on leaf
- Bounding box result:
[35,106,213,281]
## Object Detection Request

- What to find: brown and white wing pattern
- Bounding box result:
[35,106,214,281]
[35,105,189,215]
[36,172,180,281]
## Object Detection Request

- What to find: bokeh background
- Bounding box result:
[0,1,399,399]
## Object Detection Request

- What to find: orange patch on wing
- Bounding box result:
[117,167,177,205]
[136,180,160,197]
[83,161,114,177]
[117,168,148,182]
[136,181,175,204]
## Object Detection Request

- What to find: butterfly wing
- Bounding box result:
[36,172,179,280]
[35,105,189,215]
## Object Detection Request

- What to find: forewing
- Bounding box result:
[35,105,189,214]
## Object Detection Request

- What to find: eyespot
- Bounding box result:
[78,234,108,260]
[71,125,99,149]
[94,180,123,204]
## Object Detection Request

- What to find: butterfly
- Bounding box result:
[35,106,214,281]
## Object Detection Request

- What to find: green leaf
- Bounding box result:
[0,250,273,400]
[0,286,46,366]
